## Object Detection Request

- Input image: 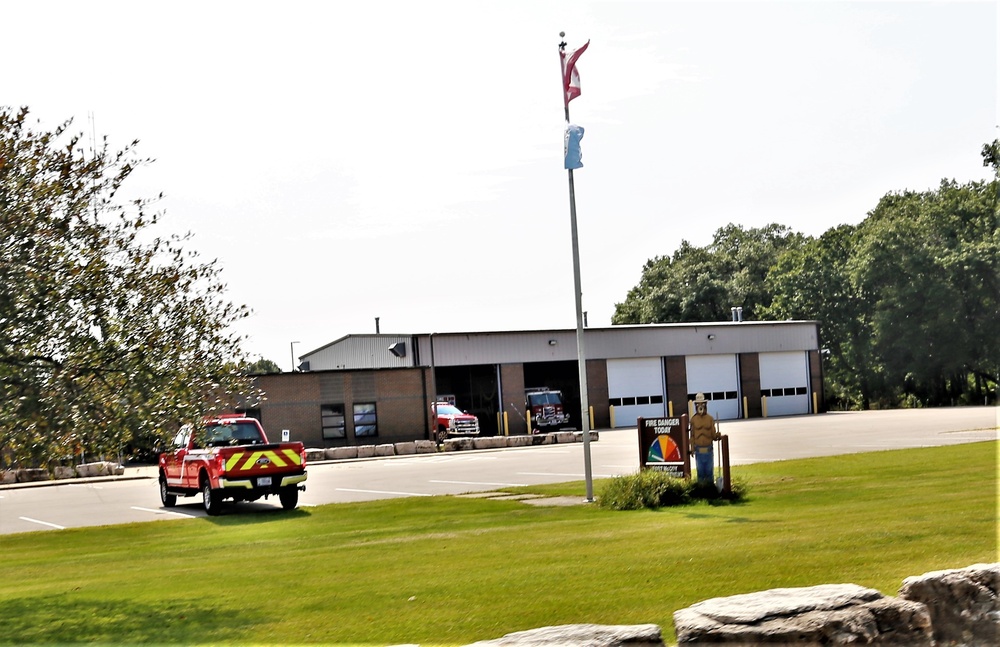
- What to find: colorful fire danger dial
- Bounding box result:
[647,434,682,463]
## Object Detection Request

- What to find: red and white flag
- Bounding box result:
[560,39,590,106]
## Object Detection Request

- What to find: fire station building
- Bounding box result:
[247,321,823,448]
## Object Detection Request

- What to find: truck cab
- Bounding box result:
[526,388,571,432]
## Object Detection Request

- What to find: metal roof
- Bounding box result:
[299,321,821,371]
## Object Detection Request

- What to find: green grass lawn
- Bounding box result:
[1,441,995,646]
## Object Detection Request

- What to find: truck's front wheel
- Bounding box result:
[279,487,299,510]
[202,477,222,516]
[436,426,448,443]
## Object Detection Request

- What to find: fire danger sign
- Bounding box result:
[638,414,690,479]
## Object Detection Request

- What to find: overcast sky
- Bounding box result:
[6,1,997,370]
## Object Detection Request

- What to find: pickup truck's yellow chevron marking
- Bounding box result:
[225,449,303,472]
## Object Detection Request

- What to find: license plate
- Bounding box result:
[258,476,272,487]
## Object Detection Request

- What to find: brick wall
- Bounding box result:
[256,368,429,447]
[376,369,431,443]
[665,356,688,418]
[256,373,322,446]
[739,352,762,418]
[587,359,610,429]
[499,363,527,435]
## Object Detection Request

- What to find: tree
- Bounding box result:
[848,178,999,406]
[613,224,805,324]
[762,225,875,409]
[243,358,282,375]
[0,107,258,468]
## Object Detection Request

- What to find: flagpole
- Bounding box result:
[559,33,594,503]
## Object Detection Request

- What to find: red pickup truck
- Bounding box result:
[432,402,480,442]
[158,414,307,515]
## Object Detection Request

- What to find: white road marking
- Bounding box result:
[518,472,616,478]
[336,488,431,497]
[19,517,65,530]
[130,506,197,518]
[68,484,103,489]
[430,479,527,487]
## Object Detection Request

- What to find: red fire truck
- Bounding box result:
[526,387,571,432]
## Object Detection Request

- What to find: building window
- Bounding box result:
[322,404,346,439]
[353,403,378,437]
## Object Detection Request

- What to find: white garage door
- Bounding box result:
[607,358,665,428]
[759,351,811,416]
[685,355,740,420]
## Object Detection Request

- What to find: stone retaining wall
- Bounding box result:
[466,564,998,646]
[1,461,125,483]
[2,432,600,480]
[899,562,999,647]
[309,431,599,462]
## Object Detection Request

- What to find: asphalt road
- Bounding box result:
[1,407,995,536]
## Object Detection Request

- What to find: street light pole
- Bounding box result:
[290,341,300,373]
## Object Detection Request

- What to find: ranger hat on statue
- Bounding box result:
[694,393,707,404]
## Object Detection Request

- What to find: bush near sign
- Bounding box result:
[638,415,690,479]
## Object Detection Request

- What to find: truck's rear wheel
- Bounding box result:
[159,476,176,507]
[436,427,448,443]
[202,478,222,516]
[279,487,299,510]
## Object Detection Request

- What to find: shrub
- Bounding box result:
[597,471,750,510]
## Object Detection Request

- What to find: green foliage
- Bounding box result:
[0,107,258,468]
[597,470,748,510]
[764,175,999,409]
[0,442,993,645]
[617,143,999,409]
[848,180,999,406]
[242,357,282,375]
[613,223,806,324]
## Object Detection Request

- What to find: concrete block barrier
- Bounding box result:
[414,440,438,454]
[324,447,358,460]
[394,441,416,455]
[473,437,505,450]
[305,448,326,462]
[443,438,474,452]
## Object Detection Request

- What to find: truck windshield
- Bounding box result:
[528,392,561,406]
[434,404,464,415]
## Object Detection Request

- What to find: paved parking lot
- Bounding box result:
[1,407,995,534]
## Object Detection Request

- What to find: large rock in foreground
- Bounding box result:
[465,623,664,646]
[899,562,999,647]
[673,583,932,645]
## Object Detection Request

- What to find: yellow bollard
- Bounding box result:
[503,411,509,435]
[743,396,749,419]
[526,410,532,435]
[762,395,768,418]
[589,405,594,429]
[668,400,674,417]
[609,405,615,429]
[812,391,818,414]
